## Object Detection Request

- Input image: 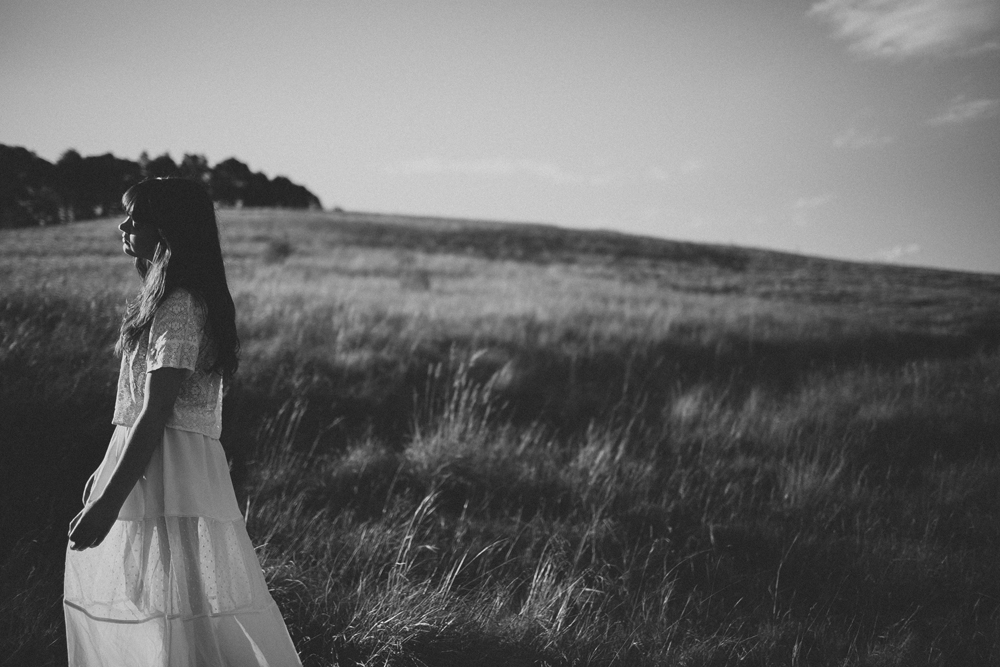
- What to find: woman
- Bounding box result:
[64,178,301,666]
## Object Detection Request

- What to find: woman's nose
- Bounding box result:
[119,219,128,232]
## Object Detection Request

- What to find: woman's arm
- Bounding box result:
[68,366,189,551]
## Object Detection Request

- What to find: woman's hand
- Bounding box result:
[68,496,120,551]
[67,367,187,552]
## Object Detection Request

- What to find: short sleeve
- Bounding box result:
[147,289,203,372]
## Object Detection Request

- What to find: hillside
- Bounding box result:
[221,208,1000,345]
[3,211,1000,665]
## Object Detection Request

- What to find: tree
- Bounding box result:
[0,143,324,225]
[0,145,58,227]
[51,150,142,221]
[79,153,142,217]
[54,149,86,222]
[211,158,254,207]
[179,154,212,186]
[270,176,322,209]
[145,152,179,178]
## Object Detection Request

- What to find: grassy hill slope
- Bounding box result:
[2,210,1000,665]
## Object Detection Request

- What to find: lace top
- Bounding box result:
[112,288,224,439]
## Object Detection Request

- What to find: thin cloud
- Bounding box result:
[876,243,921,262]
[793,194,834,210]
[970,39,1000,54]
[645,166,673,183]
[679,159,707,175]
[809,0,1000,59]
[385,158,609,186]
[645,160,707,183]
[927,95,1000,125]
[832,125,895,149]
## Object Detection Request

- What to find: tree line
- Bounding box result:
[0,144,323,228]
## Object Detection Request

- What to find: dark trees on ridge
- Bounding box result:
[0,144,323,228]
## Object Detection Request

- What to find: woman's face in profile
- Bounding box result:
[118,214,158,260]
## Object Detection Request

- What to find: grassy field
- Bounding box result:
[2,209,1000,666]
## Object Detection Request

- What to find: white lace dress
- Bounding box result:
[64,289,301,667]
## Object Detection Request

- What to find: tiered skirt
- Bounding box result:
[64,425,301,666]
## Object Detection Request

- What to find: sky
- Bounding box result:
[2,0,998,273]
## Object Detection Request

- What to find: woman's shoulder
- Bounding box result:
[161,287,208,309]
[157,287,206,324]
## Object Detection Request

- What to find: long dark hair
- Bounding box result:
[115,178,240,379]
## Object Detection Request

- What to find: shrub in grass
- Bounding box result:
[263,237,294,264]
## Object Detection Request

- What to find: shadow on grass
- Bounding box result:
[219,322,1000,462]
